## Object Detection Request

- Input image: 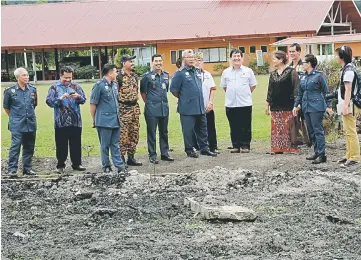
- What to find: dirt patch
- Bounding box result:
[1,140,361,260]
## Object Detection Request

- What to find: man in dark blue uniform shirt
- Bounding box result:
[170,49,217,158]
[90,64,126,176]
[3,68,37,177]
[140,54,174,164]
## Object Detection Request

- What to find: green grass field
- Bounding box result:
[1,75,270,157]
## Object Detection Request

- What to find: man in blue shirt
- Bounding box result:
[46,66,86,174]
[170,49,217,158]
[90,64,126,176]
[3,67,37,177]
[140,54,174,164]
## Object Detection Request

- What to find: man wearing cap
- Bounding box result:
[140,54,174,164]
[117,54,142,166]
[194,52,219,154]
[170,49,217,158]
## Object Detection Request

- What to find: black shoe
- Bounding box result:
[341,160,359,168]
[161,155,174,161]
[186,151,199,158]
[72,165,86,171]
[127,154,142,166]
[337,158,347,164]
[8,171,18,178]
[23,170,36,176]
[230,148,240,153]
[56,168,65,174]
[149,157,159,164]
[312,155,327,164]
[200,149,217,157]
[210,149,220,154]
[306,154,318,160]
[103,166,113,173]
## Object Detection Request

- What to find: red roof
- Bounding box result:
[271,33,361,45]
[1,0,335,50]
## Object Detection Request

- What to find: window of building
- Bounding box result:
[171,50,177,64]
[277,46,288,53]
[178,50,184,60]
[260,45,268,53]
[239,46,246,54]
[198,47,227,63]
[317,44,333,56]
[250,46,256,53]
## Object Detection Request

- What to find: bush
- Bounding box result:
[248,61,270,75]
[74,65,97,79]
[213,63,228,72]
[114,48,132,67]
[317,59,341,92]
[134,65,150,76]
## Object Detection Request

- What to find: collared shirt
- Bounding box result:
[294,69,331,113]
[220,65,257,108]
[90,77,121,128]
[3,83,37,132]
[170,65,205,115]
[140,69,169,117]
[46,80,86,128]
[289,59,304,77]
[200,69,216,108]
[117,70,139,103]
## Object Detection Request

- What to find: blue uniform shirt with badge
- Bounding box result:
[294,70,331,113]
[90,78,120,128]
[140,70,169,117]
[170,66,205,115]
[3,83,37,132]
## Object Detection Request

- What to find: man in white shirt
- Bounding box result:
[221,49,257,153]
[194,52,219,153]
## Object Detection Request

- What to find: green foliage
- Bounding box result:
[248,61,270,75]
[317,59,342,92]
[114,48,132,67]
[74,65,97,79]
[134,65,150,76]
[213,63,228,72]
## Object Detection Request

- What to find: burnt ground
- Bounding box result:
[1,139,361,260]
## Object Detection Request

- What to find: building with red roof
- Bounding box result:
[1,0,361,80]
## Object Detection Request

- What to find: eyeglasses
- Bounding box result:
[302,61,309,64]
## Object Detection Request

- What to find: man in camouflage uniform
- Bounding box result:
[117,55,142,166]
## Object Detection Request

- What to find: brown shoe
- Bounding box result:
[230,148,240,153]
[241,148,250,153]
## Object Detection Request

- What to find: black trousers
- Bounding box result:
[145,115,169,158]
[226,106,252,149]
[55,126,82,169]
[206,110,218,151]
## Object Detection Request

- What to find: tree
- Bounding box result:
[114,48,132,67]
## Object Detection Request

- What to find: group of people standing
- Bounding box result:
[266,44,360,167]
[3,44,360,178]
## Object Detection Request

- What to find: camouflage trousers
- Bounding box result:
[119,103,141,156]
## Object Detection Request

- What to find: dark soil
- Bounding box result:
[1,139,361,260]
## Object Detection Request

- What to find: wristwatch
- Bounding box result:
[209,101,213,105]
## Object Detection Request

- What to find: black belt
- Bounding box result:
[119,100,138,106]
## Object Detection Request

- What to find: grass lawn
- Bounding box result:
[1,75,271,157]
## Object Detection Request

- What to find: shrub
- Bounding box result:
[114,48,133,67]
[213,63,228,72]
[317,59,341,92]
[74,65,97,79]
[134,65,150,76]
[248,61,270,75]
